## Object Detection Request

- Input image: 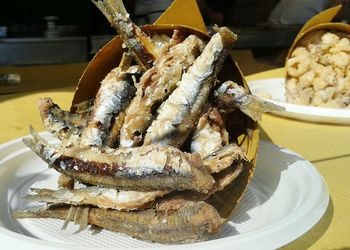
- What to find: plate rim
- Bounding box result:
[248,77,350,124]
[0,134,329,250]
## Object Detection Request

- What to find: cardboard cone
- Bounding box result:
[284,5,350,109]
[155,0,207,33]
[71,0,258,219]
[287,5,350,58]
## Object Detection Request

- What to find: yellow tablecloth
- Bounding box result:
[246,69,350,250]
[1,67,349,249]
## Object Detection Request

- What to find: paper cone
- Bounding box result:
[287,5,350,59]
[155,0,207,33]
[71,0,258,219]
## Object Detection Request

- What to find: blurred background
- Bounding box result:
[0,0,349,92]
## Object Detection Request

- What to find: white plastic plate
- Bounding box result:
[0,133,329,250]
[248,78,350,125]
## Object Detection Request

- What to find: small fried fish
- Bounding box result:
[13,199,222,243]
[93,0,161,70]
[143,27,237,148]
[38,98,87,142]
[214,80,285,121]
[79,63,140,148]
[119,33,206,147]
[203,143,247,173]
[190,106,229,158]
[23,127,214,193]
[25,187,167,211]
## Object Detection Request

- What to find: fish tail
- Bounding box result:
[23,126,61,164]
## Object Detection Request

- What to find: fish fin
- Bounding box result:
[78,207,90,232]
[62,206,77,230]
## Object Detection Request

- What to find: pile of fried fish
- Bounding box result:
[13,0,283,244]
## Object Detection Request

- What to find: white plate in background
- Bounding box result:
[0,133,329,250]
[248,78,350,125]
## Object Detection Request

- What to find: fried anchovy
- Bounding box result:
[13,200,222,243]
[92,0,160,70]
[214,80,285,121]
[202,143,247,173]
[38,98,88,141]
[119,33,206,147]
[144,27,237,148]
[189,105,247,174]
[23,127,214,193]
[57,174,74,189]
[165,158,246,206]
[71,99,95,116]
[105,112,126,148]
[190,106,229,159]
[168,160,245,202]
[212,162,244,192]
[25,187,167,211]
[79,61,140,148]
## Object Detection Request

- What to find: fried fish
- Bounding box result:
[24,187,167,211]
[38,98,87,142]
[119,33,206,147]
[214,80,284,121]
[23,127,214,192]
[79,60,140,148]
[93,0,161,70]
[143,27,237,147]
[190,106,229,158]
[13,199,222,243]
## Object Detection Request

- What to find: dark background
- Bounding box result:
[0,0,287,37]
[0,0,349,73]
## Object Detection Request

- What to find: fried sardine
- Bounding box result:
[119,33,206,147]
[13,199,222,243]
[38,98,88,141]
[93,0,161,70]
[190,106,229,158]
[80,63,140,148]
[24,187,167,211]
[23,127,214,193]
[144,27,237,147]
[215,80,284,121]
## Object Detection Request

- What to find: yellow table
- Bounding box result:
[246,69,350,250]
[1,67,349,249]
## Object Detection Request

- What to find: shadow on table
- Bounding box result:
[258,124,273,143]
[280,198,334,250]
[311,154,350,164]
